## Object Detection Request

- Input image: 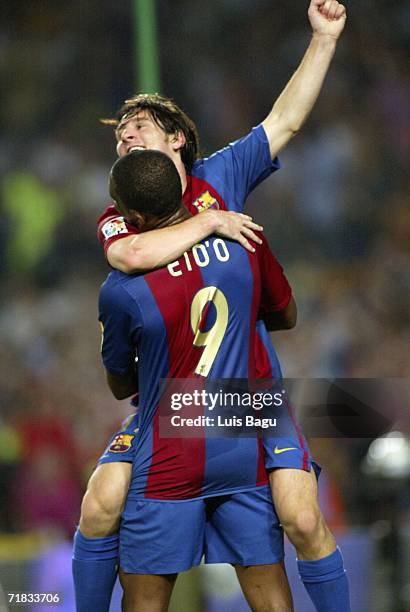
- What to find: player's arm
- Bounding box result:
[106,367,138,400]
[262,0,346,158]
[107,209,263,273]
[99,281,140,398]
[263,297,297,331]
[257,235,297,331]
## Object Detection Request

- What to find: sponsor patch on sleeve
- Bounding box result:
[101,217,128,239]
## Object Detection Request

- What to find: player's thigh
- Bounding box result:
[235,562,293,612]
[82,411,139,518]
[119,570,177,612]
[82,461,132,517]
[269,467,320,524]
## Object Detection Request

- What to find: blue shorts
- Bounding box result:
[98,413,140,464]
[262,395,316,473]
[120,485,284,574]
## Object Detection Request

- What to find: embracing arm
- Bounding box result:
[257,234,297,331]
[106,367,138,400]
[107,209,263,273]
[263,296,297,331]
[262,0,346,158]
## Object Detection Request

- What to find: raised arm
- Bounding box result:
[262,0,346,158]
[107,209,263,273]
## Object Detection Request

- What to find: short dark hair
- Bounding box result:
[101,93,200,172]
[110,149,182,219]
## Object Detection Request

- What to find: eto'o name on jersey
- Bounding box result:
[167,238,230,277]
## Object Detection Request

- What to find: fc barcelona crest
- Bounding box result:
[109,433,134,453]
[193,191,219,213]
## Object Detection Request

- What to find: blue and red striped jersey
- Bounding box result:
[99,233,291,500]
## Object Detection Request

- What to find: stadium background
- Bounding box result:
[0,1,409,610]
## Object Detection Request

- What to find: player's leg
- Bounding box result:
[119,571,177,612]
[80,461,131,537]
[270,467,334,559]
[72,462,131,612]
[205,486,293,610]
[264,399,351,612]
[269,467,350,612]
[235,562,293,612]
[73,413,138,612]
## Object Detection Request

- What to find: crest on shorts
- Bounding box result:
[101,217,128,239]
[193,191,219,213]
[109,433,135,453]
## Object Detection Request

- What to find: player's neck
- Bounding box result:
[174,158,187,194]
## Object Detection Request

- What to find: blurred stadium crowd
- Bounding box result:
[0,0,408,564]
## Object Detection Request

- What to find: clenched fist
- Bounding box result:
[308,0,347,40]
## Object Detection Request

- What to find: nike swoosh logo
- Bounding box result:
[274,446,298,454]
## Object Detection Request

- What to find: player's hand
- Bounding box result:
[308,0,346,40]
[212,210,263,253]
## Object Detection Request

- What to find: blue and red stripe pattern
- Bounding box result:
[99,232,292,500]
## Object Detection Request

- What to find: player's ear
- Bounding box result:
[170,130,186,152]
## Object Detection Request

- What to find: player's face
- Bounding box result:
[115,111,179,160]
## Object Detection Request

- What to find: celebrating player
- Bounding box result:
[73,2,350,611]
[101,148,296,610]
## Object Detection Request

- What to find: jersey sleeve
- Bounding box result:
[257,235,292,315]
[99,277,141,375]
[97,204,140,256]
[192,124,280,212]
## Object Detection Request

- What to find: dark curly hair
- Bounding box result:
[101,93,200,172]
[110,150,182,219]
